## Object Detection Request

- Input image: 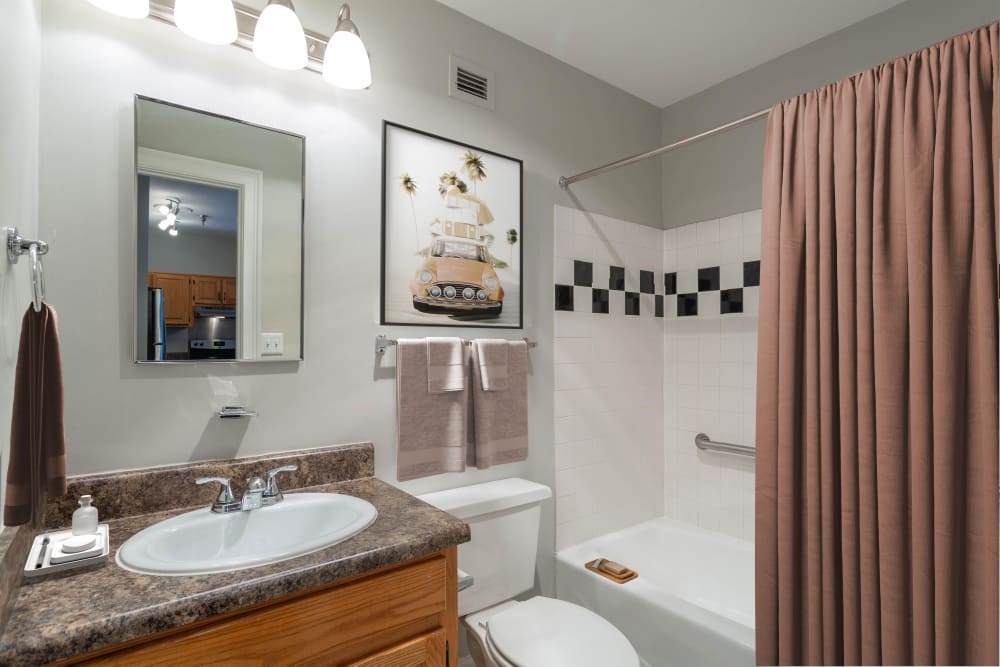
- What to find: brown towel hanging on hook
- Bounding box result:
[4,304,66,526]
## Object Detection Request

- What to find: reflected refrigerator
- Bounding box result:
[147,287,165,361]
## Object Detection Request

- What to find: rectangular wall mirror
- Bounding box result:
[133,96,304,362]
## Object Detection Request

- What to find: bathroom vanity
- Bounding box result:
[0,444,469,666]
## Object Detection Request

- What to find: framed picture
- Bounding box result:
[381,121,523,328]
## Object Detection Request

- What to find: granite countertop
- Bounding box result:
[0,477,470,665]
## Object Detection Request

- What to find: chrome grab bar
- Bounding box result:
[695,432,755,458]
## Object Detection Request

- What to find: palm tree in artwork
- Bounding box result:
[399,173,419,250]
[506,228,518,273]
[462,151,487,193]
[438,171,468,197]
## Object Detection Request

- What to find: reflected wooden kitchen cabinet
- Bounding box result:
[221,277,237,306]
[192,275,223,305]
[147,272,192,327]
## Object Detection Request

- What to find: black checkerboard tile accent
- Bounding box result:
[555,258,761,317]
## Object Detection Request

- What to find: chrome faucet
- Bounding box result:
[195,464,298,514]
[195,477,242,513]
[262,464,298,506]
[241,477,266,511]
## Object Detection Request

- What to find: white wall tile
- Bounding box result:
[553,208,664,550]
[719,213,743,240]
[676,223,699,248]
[696,218,720,244]
[662,210,761,542]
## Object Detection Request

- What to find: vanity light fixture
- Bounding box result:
[86,0,149,19]
[252,0,308,71]
[173,0,238,46]
[322,4,372,90]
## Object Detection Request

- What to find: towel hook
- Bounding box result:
[29,244,44,312]
[4,227,49,312]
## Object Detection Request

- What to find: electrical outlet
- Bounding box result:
[261,332,284,355]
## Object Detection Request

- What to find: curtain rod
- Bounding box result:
[558,107,771,189]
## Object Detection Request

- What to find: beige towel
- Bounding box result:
[426,337,465,393]
[396,339,469,481]
[5,304,67,527]
[469,340,529,468]
[474,339,509,391]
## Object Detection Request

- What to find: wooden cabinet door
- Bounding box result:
[347,629,446,667]
[192,276,222,305]
[84,553,452,667]
[148,272,192,327]
[221,277,237,305]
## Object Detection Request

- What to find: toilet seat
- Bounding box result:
[482,596,638,667]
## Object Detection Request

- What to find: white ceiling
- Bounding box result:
[147,176,238,235]
[436,0,908,107]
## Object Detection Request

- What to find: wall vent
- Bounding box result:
[449,55,494,111]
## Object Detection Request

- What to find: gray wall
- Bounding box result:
[147,230,238,277]
[659,0,1000,228]
[0,0,41,513]
[36,0,662,591]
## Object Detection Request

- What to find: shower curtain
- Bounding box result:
[755,22,999,666]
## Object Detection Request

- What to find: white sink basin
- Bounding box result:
[116,493,378,576]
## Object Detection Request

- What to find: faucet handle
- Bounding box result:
[245,476,266,492]
[196,477,236,505]
[263,464,298,504]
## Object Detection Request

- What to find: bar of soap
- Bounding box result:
[60,534,97,553]
[599,559,630,576]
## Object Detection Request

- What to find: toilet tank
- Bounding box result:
[419,478,551,616]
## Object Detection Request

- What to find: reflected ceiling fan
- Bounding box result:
[154,197,208,237]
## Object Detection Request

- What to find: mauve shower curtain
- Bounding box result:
[755,23,999,666]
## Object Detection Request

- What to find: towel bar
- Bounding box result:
[375,334,537,356]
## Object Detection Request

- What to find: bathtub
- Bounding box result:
[555,517,754,667]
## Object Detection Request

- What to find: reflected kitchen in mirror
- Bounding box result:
[133,96,304,362]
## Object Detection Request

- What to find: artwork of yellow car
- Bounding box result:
[410,237,504,316]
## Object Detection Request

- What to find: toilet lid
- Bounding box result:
[485,597,637,667]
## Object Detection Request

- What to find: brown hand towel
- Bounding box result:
[469,340,528,469]
[426,337,465,393]
[474,339,509,391]
[5,304,67,527]
[396,338,469,481]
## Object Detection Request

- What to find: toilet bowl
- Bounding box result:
[418,479,639,667]
[463,596,638,667]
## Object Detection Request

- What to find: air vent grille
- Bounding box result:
[449,55,494,111]
[456,67,488,100]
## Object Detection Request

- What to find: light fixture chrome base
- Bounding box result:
[148,0,332,75]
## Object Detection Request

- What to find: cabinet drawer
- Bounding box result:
[89,556,448,666]
[346,629,446,667]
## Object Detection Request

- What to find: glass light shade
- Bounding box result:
[87,0,149,19]
[322,30,371,89]
[165,212,177,225]
[253,3,307,70]
[174,0,238,45]
[168,227,179,237]
[157,219,171,231]
[153,203,170,215]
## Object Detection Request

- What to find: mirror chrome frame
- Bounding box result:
[132,94,306,364]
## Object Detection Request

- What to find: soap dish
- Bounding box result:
[24,525,110,578]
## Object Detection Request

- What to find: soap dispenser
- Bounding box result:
[72,495,99,535]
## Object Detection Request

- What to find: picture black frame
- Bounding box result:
[380,121,524,329]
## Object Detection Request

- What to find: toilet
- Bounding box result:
[419,479,638,667]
